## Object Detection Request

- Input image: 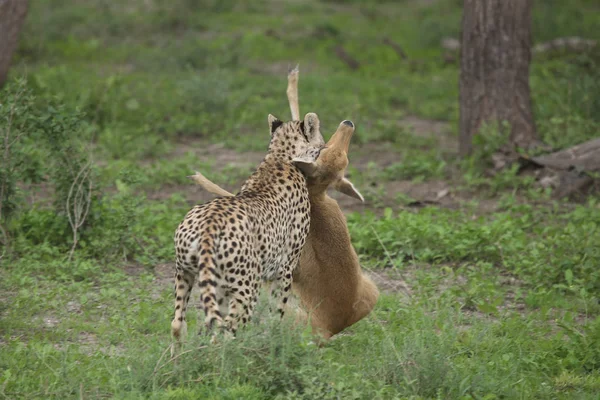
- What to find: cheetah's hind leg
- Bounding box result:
[171,265,196,356]
[199,284,230,338]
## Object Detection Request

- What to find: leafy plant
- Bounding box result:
[0,79,35,252]
[0,79,97,260]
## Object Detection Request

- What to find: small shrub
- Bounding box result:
[0,79,93,259]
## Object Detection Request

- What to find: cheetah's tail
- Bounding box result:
[197,232,224,335]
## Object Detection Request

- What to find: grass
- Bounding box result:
[1,0,600,398]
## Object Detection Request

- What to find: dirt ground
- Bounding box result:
[147,116,477,215]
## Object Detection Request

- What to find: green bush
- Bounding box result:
[349,202,600,291]
[0,79,93,255]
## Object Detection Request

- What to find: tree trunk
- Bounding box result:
[0,0,28,88]
[459,0,538,156]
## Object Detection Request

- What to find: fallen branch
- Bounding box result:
[334,45,360,70]
[519,137,600,198]
[525,138,600,172]
[383,37,408,60]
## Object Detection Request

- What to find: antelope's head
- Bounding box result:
[292,120,363,201]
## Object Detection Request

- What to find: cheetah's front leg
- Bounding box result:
[273,260,296,319]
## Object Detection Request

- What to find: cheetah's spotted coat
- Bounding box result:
[171,113,325,343]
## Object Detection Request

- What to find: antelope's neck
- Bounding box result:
[309,194,360,270]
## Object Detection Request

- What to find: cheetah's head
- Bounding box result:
[267,112,325,162]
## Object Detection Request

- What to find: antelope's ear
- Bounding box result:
[334,178,364,202]
[292,146,322,176]
[292,159,317,176]
[268,114,283,135]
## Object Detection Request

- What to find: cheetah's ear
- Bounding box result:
[268,114,283,135]
[302,112,323,144]
[334,178,364,202]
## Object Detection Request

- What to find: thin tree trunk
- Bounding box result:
[459,0,538,156]
[0,0,28,87]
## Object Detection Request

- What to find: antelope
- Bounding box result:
[188,67,379,340]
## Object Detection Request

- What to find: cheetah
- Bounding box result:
[190,120,379,341]
[187,66,379,342]
[171,112,326,345]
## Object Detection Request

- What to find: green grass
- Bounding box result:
[1,0,600,398]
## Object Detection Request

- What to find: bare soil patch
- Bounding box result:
[159,137,460,212]
[170,140,265,167]
[366,268,413,297]
[152,120,493,215]
[399,115,457,152]
[350,142,402,168]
